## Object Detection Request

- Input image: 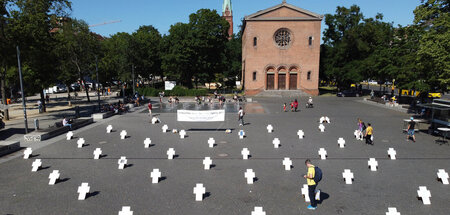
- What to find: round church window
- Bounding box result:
[274,28,291,48]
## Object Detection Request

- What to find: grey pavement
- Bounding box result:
[0,97,449,214]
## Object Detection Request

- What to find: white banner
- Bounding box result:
[177,110,225,122]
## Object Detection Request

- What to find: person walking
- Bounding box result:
[406,117,416,142]
[147,100,153,117]
[365,123,374,145]
[357,118,365,141]
[304,159,319,210]
[294,99,299,112]
[238,107,245,126]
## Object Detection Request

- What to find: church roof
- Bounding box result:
[244,1,323,21]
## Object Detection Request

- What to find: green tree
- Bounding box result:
[7,0,71,111]
[54,18,100,103]
[162,9,229,88]
[100,32,132,94]
[413,0,449,91]
[130,25,162,83]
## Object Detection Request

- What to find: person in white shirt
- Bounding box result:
[62,116,72,130]
[238,107,245,126]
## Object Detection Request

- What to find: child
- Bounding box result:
[283,103,287,112]
[290,101,294,112]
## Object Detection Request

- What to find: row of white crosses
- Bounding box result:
[25,148,62,185]
[160,124,187,139]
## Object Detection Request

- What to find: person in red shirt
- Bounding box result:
[148,101,153,117]
[294,99,299,112]
[290,101,294,112]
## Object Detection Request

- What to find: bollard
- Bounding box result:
[75,106,80,118]
[34,119,39,130]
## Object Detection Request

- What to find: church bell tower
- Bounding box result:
[222,0,233,38]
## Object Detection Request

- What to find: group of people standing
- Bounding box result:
[357,118,374,145]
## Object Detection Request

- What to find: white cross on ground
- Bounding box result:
[239,130,245,139]
[282,157,292,170]
[93,148,102,160]
[342,169,354,184]
[106,125,113,133]
[151,117,159,124]
[77,138,85,148]
[31,159,42,172]
[319,116,325,123]
[23,147,32,159]
[301,184,310,202]
[144,138,152,148]
[318,124,325,132]
[118,206,133,215]
[251,207,266,215]
[337,137,345,148]
[66,131,73,140]
[179,130,186,139]
[386,207,401,215]
[318,148,327,160]
[48,170,60,185]
[266,124,273,133]
[368,158,378,171]
[203,157,212,170]
[162,124,168,133]
[150,169,161,184]
[417,186,431,205]
[118,156,127,169]
[325,116,330,123]
[120,130,127,139]
[193,183,206,201]
[272,138,280,148]
[245,169,256,184]
[241,148,250,160]
[208,138,215,148]
[167,148,175,159]
[77,182,90,200]
[388,148,397,160]
[297,130,304,139]
[437,169,449,184]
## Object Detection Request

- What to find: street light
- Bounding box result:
[16,45,28,133]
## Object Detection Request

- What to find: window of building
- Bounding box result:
[253,37,257,47]
[308,36,313,46]
[274,28,291,48]
[307,71,311,80]
[252,71,257,81]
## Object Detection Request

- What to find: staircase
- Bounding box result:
[253,90,310,97]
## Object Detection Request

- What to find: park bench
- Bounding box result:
[24,117,93,142]
[92,111,116,121]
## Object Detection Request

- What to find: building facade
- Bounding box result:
[222,0,233,37]
[241,1,323,96]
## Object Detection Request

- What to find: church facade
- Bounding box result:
[241,1,323,96]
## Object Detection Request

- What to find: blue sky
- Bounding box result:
[71,0,422,41]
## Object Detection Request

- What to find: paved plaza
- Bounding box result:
[0,97,449,214]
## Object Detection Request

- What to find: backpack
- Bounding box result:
[314,166,322,183]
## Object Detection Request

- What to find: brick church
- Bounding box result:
[239,1,323,96]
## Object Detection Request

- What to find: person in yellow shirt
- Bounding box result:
[365,123,373,145]
[303,159,317,210]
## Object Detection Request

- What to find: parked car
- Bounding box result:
[70,83,81,91]
[337,89,359,97]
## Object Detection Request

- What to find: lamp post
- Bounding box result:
[16,46,28,133]
[96,56,100,111]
